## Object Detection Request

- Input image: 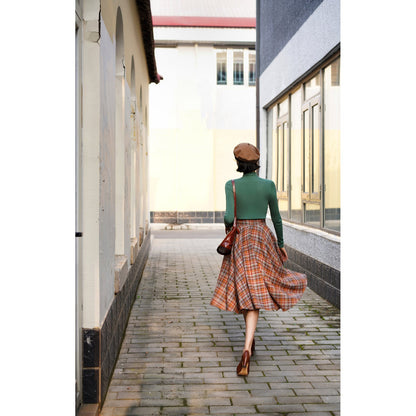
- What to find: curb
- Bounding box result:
[150,223,224,231]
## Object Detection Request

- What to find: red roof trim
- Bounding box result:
[152,16,256,28]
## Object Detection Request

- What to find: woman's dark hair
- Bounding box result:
[236,158,260,173]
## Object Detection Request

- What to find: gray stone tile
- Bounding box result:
[100,237,340,415]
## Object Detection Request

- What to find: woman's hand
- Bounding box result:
[279,247,288,262]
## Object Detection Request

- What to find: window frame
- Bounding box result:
[301,94,321,203]
[233,50,244,85]
[215,48,256,87]
[216,50,227,85]
[275,113,289,200]
[248,52,256,86]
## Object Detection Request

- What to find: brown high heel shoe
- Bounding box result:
[236,350,250,376]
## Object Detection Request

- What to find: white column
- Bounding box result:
[81,9,100,328]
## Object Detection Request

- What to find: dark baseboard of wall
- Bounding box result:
[285,245,340,309]
[151,211,225,224]
[81,230,151,406]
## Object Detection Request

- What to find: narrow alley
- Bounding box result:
[100,228,340,416]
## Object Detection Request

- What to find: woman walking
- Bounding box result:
[211,143,307,376]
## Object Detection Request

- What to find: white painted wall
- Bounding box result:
[99,20,117,323]
[80,0,153,328]
[81,8,101,328]
[153,27,256,45]
[149,43,256,213]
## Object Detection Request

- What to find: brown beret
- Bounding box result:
[233,143,260,162]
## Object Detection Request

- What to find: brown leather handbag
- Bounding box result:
[217,180,239,255]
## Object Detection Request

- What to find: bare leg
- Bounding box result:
[242,310,248,323]
[243,310,259,355]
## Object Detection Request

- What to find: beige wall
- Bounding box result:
[101,0,150,118]
[149,44,256,215]
[213,130,256,211]
[79,0,152,328]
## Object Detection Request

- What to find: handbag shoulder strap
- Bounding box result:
[232,180,237,226]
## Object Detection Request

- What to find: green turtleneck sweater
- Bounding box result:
[224,172,284,248]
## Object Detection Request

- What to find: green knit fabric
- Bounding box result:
[224,172,284,248]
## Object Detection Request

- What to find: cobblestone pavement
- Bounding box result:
[100,233,340,416]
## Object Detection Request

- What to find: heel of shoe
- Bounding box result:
[236,350,250,376]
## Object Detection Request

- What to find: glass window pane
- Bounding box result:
[249,52,256,85]
[283,121,289,192]
[323,58,341,232]
[272,107,278,186]
[331,58,340,86]
[279,198,289,220]
[267,106,274,179]
[278,98,288,117]
[290,88,302,222]
[233,51,244,85]
[303,109,310,193]
[216,51,227,85]
[312,104,320,194]
[304,203,320,227]
[304,73,320,100]
[277,125,283,191]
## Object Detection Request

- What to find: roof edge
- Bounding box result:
[135,0,160,84]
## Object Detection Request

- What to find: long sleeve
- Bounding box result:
[268,181,284,248]
[224,180,234,227]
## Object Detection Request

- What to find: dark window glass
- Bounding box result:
[233,51,244,85]
[217,51,227,85]
[249,53,256,86]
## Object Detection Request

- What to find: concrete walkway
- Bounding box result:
[100,230,340,416]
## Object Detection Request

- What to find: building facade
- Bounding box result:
[149,0,257,224]
[75,0,159,412]
[257,0,340,307]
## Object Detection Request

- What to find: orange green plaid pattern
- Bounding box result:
[211,220,307,314]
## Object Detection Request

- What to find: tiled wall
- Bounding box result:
[151,211,225,224]
[285,245,340,309]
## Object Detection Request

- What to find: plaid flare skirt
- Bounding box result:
[211,219,307,314]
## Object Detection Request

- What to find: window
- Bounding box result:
[304,73,320,100]
[271,97,289,219]
[233,51,244,85]
[266,53,340,234]
[249,52,256,86]
[302,72,321,227]
[290,88,302,223]
[216,51,227,85]
[216,49,255,86]
[331,58,340,86]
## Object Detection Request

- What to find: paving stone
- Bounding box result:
[231,395,279,406]
[276,395,323,404]
[303,403,340,411]
[100,235,340,415]
[209,405,257,414]
[257,404,305,413]
[286,413,333,416]
[113,407,160,415]
[294,388,339,396]
[161,406,209,415]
